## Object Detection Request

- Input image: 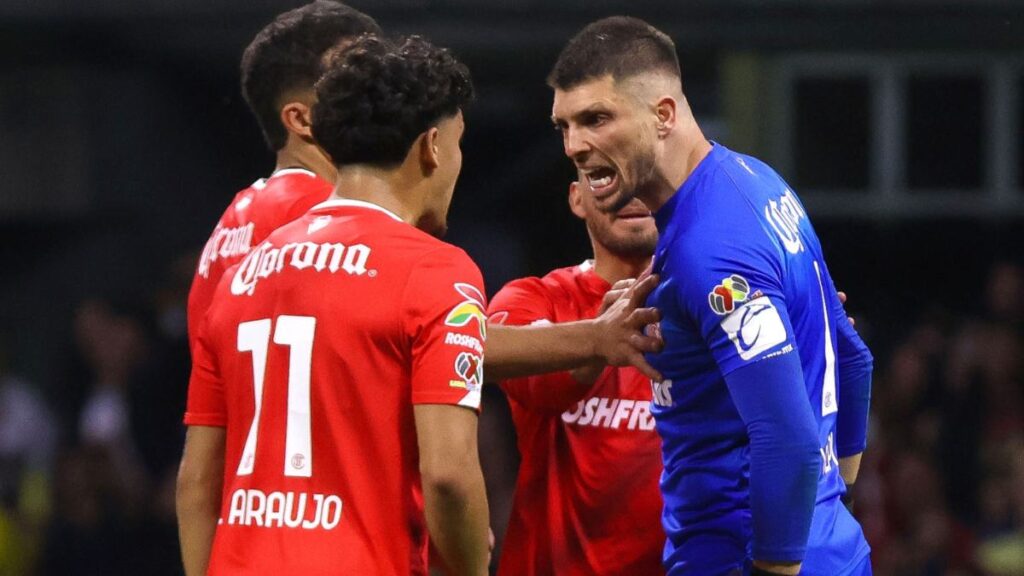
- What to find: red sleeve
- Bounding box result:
[487,278,592,414]
[183,315,227,427]
[402,246,487,411]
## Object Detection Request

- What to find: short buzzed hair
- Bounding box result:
[547,16,680,90]
[241,1,381,151]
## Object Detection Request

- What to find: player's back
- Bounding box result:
[191,198,485,575]
[188,168,332,349]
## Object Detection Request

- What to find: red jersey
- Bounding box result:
[488,261,665,576]
[188,168,332,352]
[185,199,486,575]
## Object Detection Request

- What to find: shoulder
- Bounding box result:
[493,264,582,304]
[254,171,332,212]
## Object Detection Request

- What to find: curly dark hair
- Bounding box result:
[312,34,474,169]
[548,16,680,90]
[240,1,381,151]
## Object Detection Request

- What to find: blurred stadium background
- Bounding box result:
[0,0,1022,574]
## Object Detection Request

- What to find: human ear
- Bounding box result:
[418,127,441,173]
[654,96,677,137]
[568,181,587,220]
[280,100,314,141]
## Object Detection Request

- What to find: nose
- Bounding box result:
[563,126,590,161]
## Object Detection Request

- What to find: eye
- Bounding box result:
[583,112,609,127]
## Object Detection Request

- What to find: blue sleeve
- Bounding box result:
[724,345,819,562]
[834,312,873,457]
[672,180,817,561]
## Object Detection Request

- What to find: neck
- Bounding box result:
[275,141,338,183]
[329,165,421,225]
[590,242,652,285]
[638,115,712,213]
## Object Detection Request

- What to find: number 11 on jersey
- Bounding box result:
[237,315,317,478]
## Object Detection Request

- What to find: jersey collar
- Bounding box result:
[310,198,404,222]
[270,167,317,179]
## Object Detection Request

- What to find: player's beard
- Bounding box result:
[607,136,659,214]
[587,218,658,259]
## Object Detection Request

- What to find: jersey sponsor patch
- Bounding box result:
[444,283,487,339]
[560,397,656,431]
[231,240,372,295]
[198,222,255,278]
[719,296,788,360]
[443,332,483,353]
[450,351,483,391]
[708,274,750,315]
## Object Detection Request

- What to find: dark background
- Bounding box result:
[0,1,1022,574]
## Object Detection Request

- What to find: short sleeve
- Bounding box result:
[403,246,487,411]
[487,277,592,413]
[183,316,227,427]
[672,188,796,376]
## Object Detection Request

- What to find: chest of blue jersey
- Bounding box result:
[646,145,846,517]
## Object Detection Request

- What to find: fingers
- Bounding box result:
[629,333,664,354]
[628,352,663,382]
[627,273,659,308]
[628,307,661,330]
[847,315,856,327]
[837,291,847,305]
[610,278,635,291]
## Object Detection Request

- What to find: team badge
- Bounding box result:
[444,283,487,339]
[708,274,750,315]
[450,351,483,390]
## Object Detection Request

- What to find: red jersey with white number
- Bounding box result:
[185,198,486,576]
[489,261,665,576]
[188,168,332,353]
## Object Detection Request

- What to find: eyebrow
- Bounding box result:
[551,103,611,126]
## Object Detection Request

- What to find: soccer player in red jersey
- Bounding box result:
[489,176,665,575]
[176,35,489,575]
[185,0,662,396]
[187,1,382,352]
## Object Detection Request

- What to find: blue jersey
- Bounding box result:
[646,143,871,576]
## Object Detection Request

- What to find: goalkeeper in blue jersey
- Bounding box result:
[549,17,874,576]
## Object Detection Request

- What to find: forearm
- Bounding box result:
[835,308,873,457]
[422,469,490,576]
[839,453,863,485]
[176,425,225,576]
[176,479,220,576]
[725,355,819,565]
[485,322,598,381]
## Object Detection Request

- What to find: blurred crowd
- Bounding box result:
[0,258,1021,575]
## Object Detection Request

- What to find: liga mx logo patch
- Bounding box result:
[451,351,483,391]
[708,274,750,315]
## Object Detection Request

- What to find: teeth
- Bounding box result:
[590,175,612,188]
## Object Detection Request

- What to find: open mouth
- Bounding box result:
[583,166,618,199]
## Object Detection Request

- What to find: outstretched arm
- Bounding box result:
[485,274,663,382]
